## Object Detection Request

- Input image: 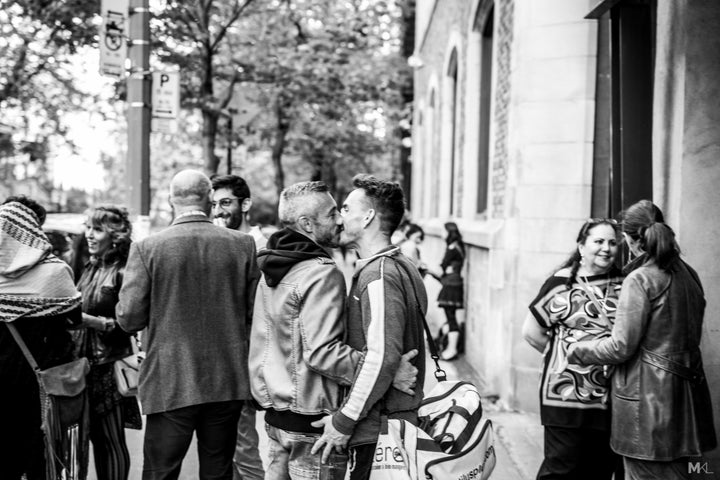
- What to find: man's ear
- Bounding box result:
[241,198,252,213]
[297,216,313,234]
[363,209,376,229]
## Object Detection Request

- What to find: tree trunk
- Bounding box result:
[271,99,289,198]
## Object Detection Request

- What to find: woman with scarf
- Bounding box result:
[75,206,141,480]
[522,218,624,479]
[568,201,716,478]
[0,196,83,479]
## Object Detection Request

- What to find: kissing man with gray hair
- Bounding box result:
[248,180,417,478]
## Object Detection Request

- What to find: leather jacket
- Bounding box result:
[570,258,717,460]
[249,256,363,415]
[76,260,133,365]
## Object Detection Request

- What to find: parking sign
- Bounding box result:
[151,71,181,133]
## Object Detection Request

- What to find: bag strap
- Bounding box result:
[577,276,610,325]
[386,256,446,381]
[4,316,41,373]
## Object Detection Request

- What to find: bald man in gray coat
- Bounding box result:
[117,170,260,480]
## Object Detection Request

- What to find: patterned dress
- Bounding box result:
[529,268,623,430]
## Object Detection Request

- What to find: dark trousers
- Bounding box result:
[347,443,376,480]
[537,425,622,480]
[443,307,459,331]
[143,400,243,480]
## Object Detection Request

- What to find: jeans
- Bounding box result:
[265,424,348,480]
[232,403,265,480]
[347,444,376,480]
[142,400,243,480]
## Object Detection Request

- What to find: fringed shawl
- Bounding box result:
[0,202,81,322]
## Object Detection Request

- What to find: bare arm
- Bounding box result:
[522,312,550,353]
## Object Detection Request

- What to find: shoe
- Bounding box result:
[440,331,460,360]
[440,351,459,361]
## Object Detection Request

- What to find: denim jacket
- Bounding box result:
[249,256,363,416]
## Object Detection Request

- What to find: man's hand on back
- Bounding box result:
[392,349,419,395]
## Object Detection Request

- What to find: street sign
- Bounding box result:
[99,0,128,78]
[151,71,180,133]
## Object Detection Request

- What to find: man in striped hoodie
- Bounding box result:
[312,174,428,479]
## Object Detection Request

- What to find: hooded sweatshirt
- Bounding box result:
[258,228,332,286]
[250,228,362,433]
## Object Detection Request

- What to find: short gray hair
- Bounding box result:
[278,181,330,226]
[170,169,212,207]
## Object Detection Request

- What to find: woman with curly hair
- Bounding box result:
[75,206,141,480]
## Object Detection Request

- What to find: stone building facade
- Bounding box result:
[411,0,720,464]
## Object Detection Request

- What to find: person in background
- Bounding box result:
[522,218,624,480]
[0,196,82,479]
[568,201,716,479]
[436,222,465,360]
[210,174,265,480]
[117,170,260,479]
[212,174,267,251]
[398,223,427,276]
[75,206,142,480]
[70,233,90,282]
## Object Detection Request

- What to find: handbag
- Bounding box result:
[114,334,141,397]
[5,321,90,480]
[368,260,496,480]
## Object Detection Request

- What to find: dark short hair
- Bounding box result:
[2,195,46,225]
[405,223,424,241]
[211,174,251,201]
[352,174,405,234]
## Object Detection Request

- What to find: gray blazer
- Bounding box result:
[116,214,259,415]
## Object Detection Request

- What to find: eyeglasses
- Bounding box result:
[211,198,240,209]
[586,218,618,225]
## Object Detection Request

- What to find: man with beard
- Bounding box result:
[311,174,428,480]
[210,174,265,480]
[211,174,267,251]
[249,181,417,479]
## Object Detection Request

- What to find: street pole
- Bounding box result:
[127,0,151,236]
[226,113,233,175]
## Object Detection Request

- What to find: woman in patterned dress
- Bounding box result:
[522,218,624,480]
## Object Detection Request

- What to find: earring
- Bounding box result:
[579,255,585,265]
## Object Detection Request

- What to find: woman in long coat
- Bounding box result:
[568,200,716,479]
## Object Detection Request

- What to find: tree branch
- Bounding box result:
[209,0,255,53]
